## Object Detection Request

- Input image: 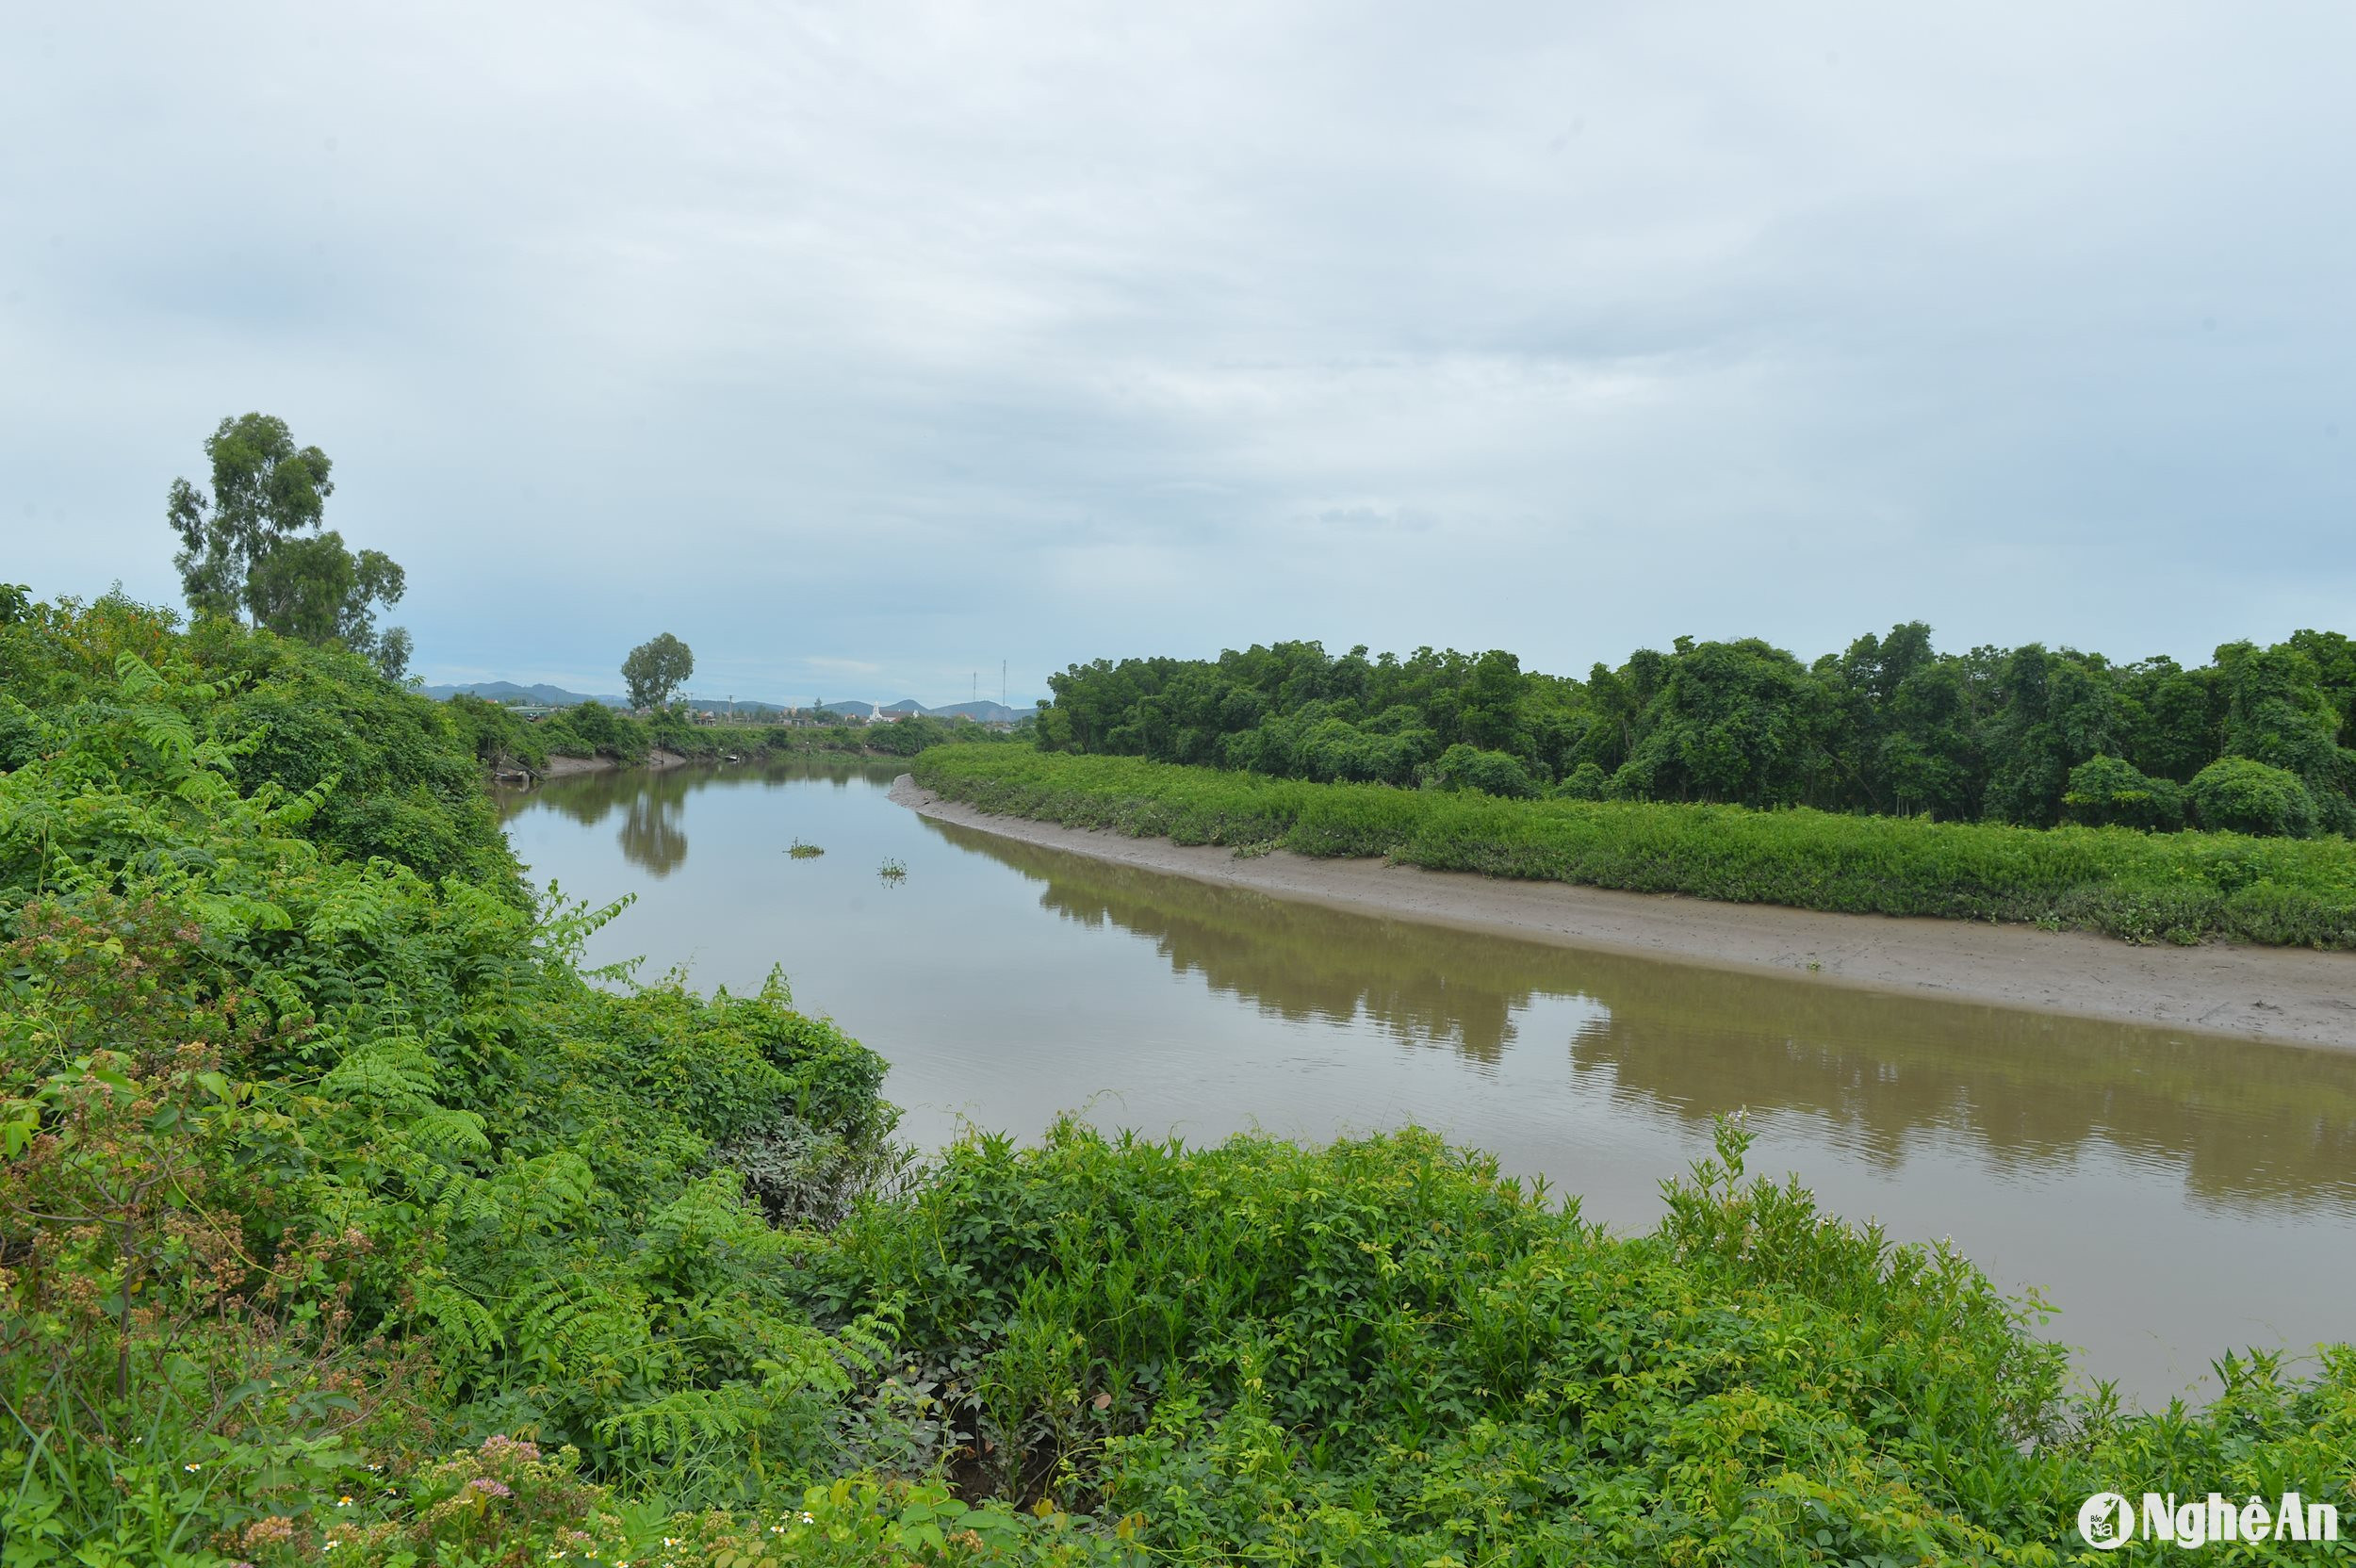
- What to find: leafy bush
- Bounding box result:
[1422,742,1540,798]
[444,692,550,770]
[1554,760,1609,799]
[863,714,968,756]
[540,696,642,760]
[2190,756,2320,838]
[833,1115,2353,1563]
[0,596,919,1553]
[2064,753,2185,830]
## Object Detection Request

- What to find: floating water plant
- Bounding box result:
[787,839,825,858]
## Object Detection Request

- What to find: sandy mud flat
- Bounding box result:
[892,776,2356,1050]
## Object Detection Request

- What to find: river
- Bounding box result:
[497,759,2356,1407]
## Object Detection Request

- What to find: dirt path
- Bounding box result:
[891,776,2356,1050]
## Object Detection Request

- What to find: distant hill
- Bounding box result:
[878,698,1026,722]
[927,700,1029,724]
[425,680,632,708]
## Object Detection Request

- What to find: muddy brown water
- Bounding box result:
[498,760,2356,1406]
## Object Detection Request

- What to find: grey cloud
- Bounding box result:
[3,2,2351,701]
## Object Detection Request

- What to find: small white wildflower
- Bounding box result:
[184,1462,202,1473]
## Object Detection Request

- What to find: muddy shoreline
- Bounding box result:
[890,776,2356,1051]
[529,748,689,779]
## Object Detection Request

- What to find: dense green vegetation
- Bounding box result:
[5,588,2353,1565]
[447,694,1012,774]
[913,748,2356,947]
[1038,629,2356,836]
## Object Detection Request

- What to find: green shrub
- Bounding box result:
[835,1114,2353,1562]
[2063,753,2185,831]
[0,596,915,1552]
[542,696,640,760]
[1422,742,1540,798]
[2190,755,2319,838]
[1554,760,1609,799]
[445,692,550,770]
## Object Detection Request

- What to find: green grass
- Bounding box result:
[913,747,2356,948]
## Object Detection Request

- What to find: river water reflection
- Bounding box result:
[498,760,2356,1405]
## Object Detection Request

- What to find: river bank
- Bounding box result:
[892,775,2356,1049]
[533,746,690,778]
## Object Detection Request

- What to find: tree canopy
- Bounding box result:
[621,630,695,710]
[1037,627,2356,837]
[165,412,412,678]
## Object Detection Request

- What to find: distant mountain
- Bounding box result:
[927,700,1028,724]
[425,680,632,708]
[875,698,1026,722]
[812,699,877,718]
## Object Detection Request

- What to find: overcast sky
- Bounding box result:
[5,4,2350,706]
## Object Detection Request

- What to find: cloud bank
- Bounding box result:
[5,2,2350,703]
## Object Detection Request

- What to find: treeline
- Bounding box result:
[448,694,1017,771]
[1038,628,2356,837]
